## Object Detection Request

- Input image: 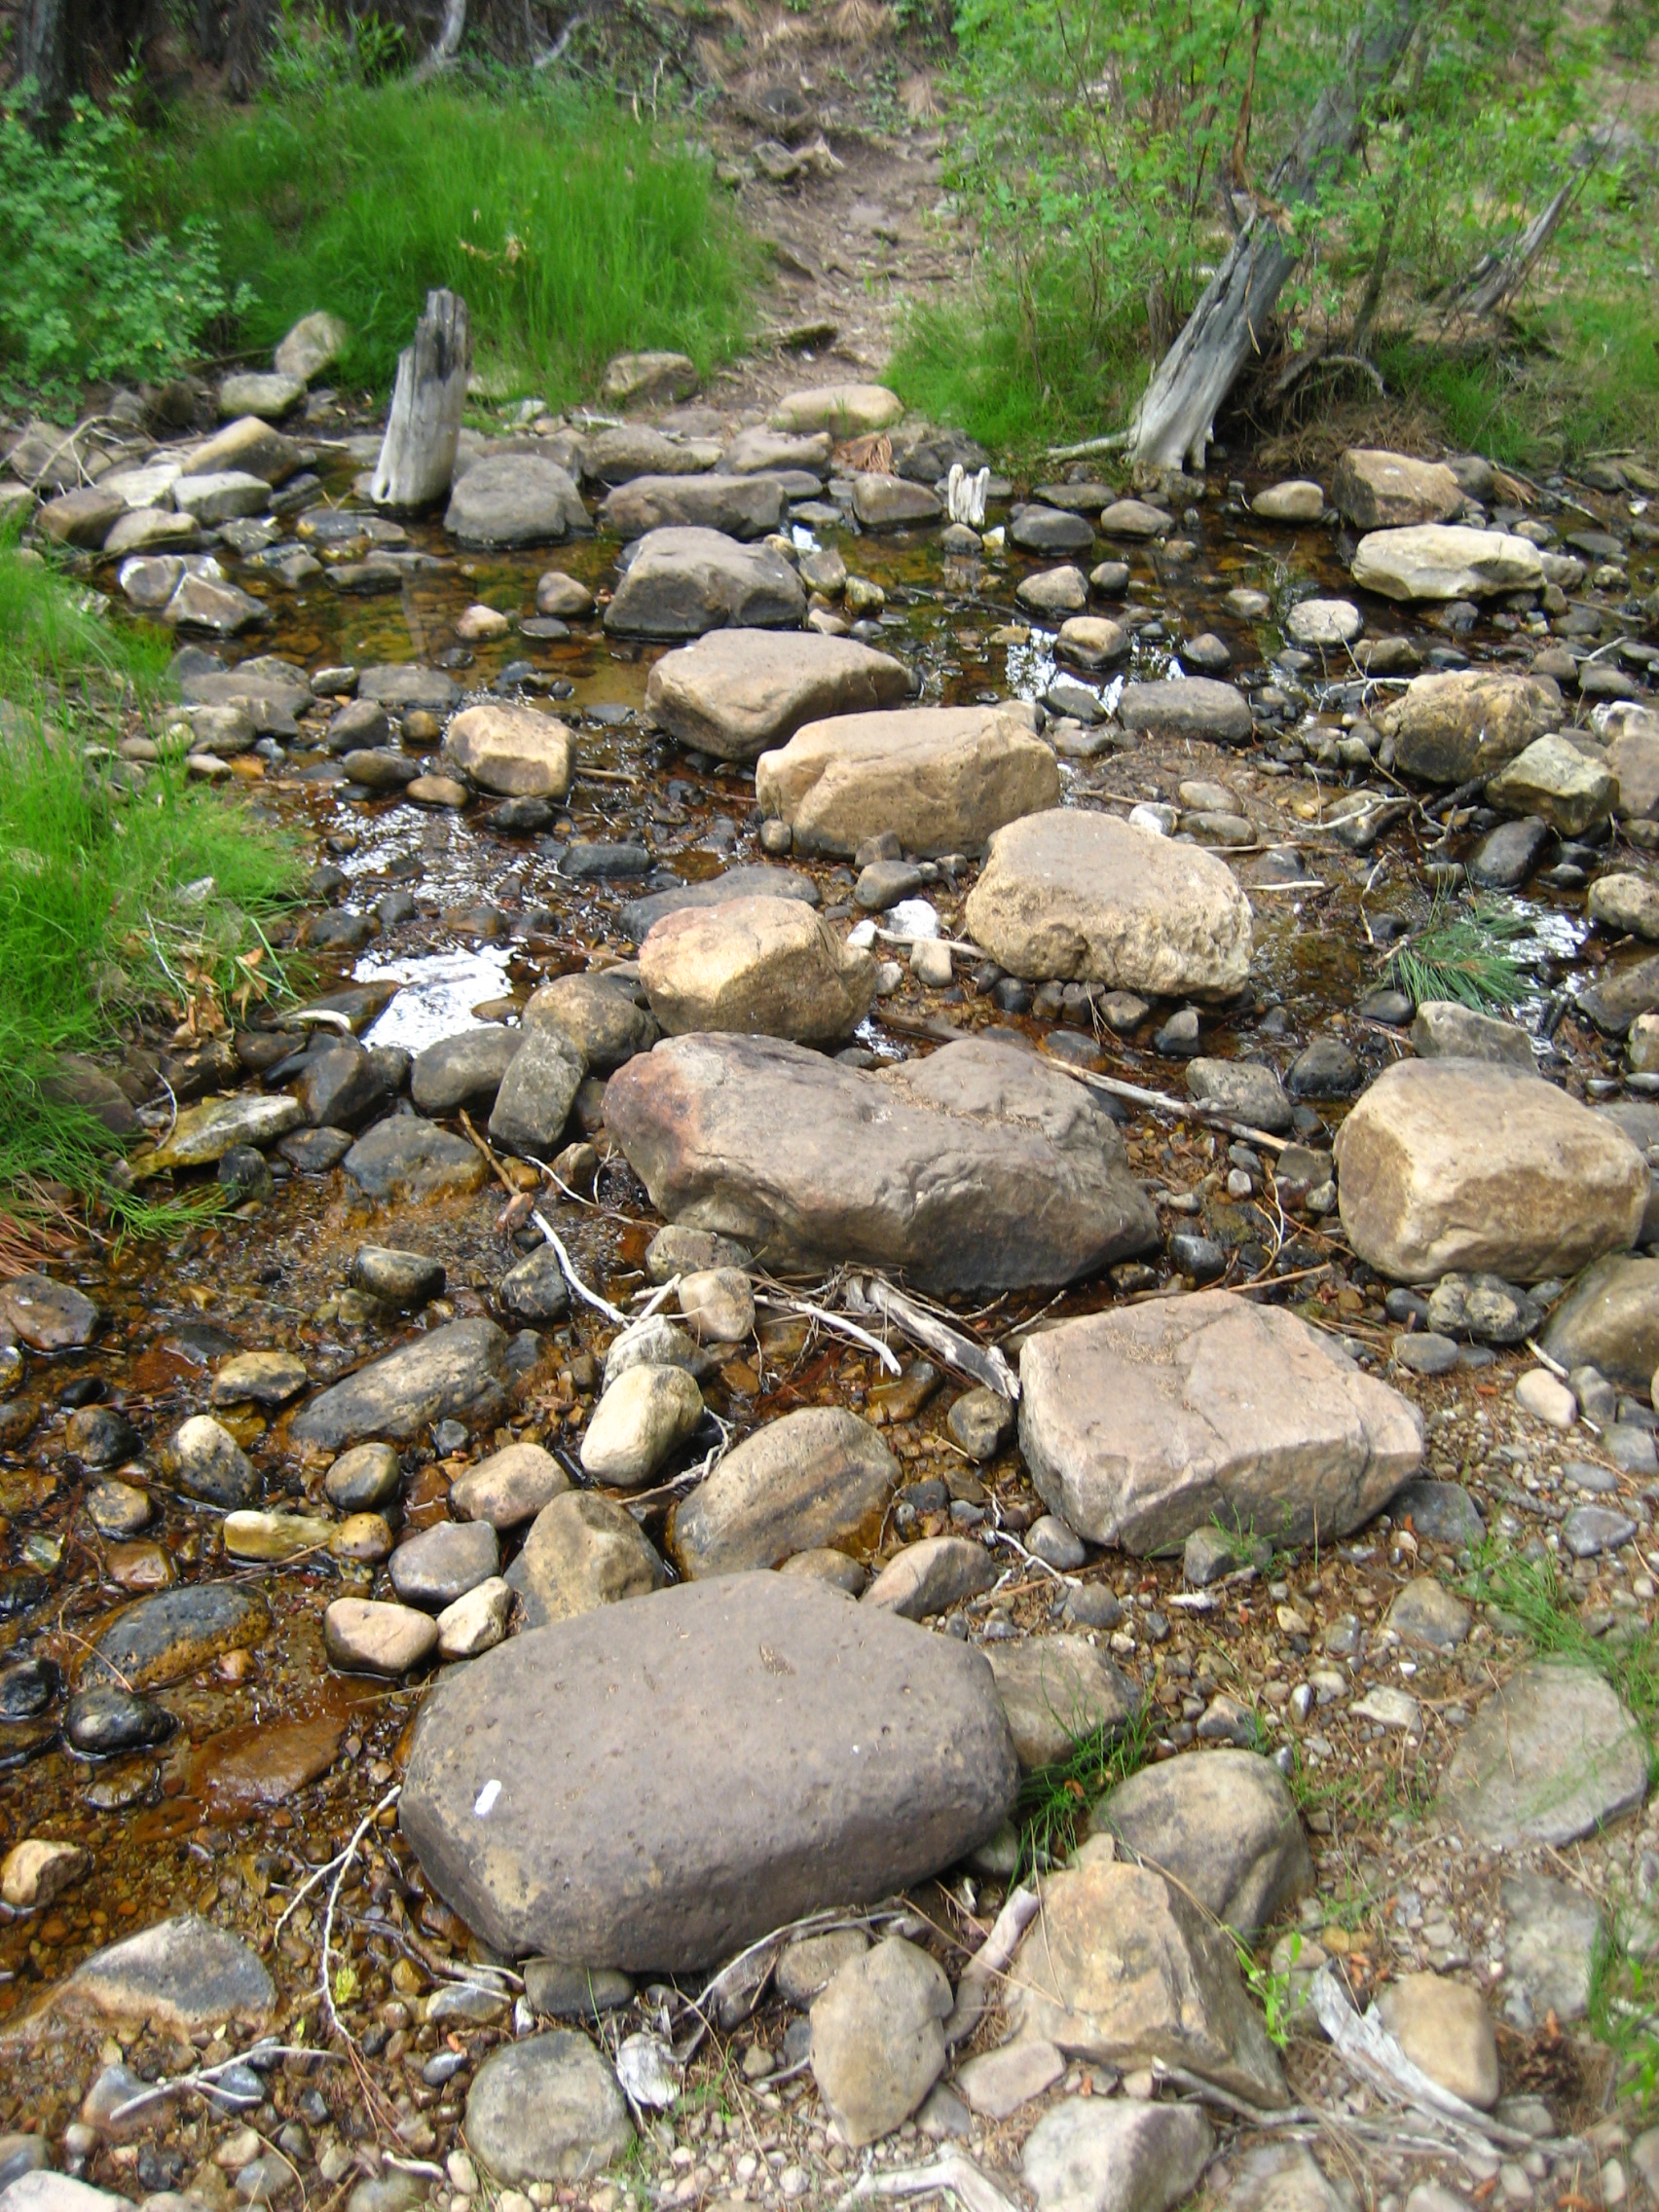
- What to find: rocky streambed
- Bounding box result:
[3,353,1659,2212]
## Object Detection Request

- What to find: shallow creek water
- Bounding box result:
[0,431,1654,2155]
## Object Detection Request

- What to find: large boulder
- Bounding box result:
[290,1318,509,1450]
[1488,735,1616,835]
[443,704,574,799]
[1018,1293,1422,1554]
[1007,1850,1287,2106]
[771,384,903,435]
[756,705,1060,859]
[604,528,805,638]
[399,1574,1018,1969]
[669,1407,897,1576]
[444,456,587,547]
[599,473,786,540]
[965,810,1252,1001]
[1380,669,1560,785]
[1089,1750,1313,1939]
[1116,679,1252,747]
[1334,1059,1646,1281]
[644,629,911,762]
[640,896,876,1044]
[1332,449,1462,530]
[1351,525,1544,602]
[604,1032,1160,1294]
[1540,1253,1659,1391]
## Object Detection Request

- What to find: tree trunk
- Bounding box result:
[408,0,465,82]
[370,289,472,512]
[1445,177,1576,321]
[1125,0,1426,471]
[18,0,78,119]
[224,0,270,95]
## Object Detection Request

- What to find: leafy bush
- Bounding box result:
[0,86,243,400]
[132,72,754,403]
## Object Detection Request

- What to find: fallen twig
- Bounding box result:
[532,1208,628,1324]
[835,2151,1023,2212]
[843,1274,1019,1400]
[943,1882,1039,2046]
[753,1290,903,1375]
[1050,1059,1291,1153]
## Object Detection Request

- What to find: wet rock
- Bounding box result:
[1,1838,89,1909]
[223,1509,336,1562]
[65,1404,139,1469]
[1018,566,1089,615]
[487,1029,585,1155]
[1489,736,1616,836]
[605,527,805,638]
[645,629,911,761]
[601,472,785,539]
[1022,2099,1213,2212]
[986,1637,1139,1769]
[324,1441,403,1511]
[523,973,658,1071]
[603,1314,699,1388]
[809,1936,951,2147]
[1542,1254,1659,1389]
[400,1575,1017,1969]
[1117,679,1252,746]
[622,865,818,941]
[1287,1036,1361,1097]
[443,703,574,799]
[390,1520,500,1607]
[1333,450,1462,529]
[452,1441,567,1530]
[756,704,1058,859]
[1500,1871,1600,2023]
[343,1115,490,1200]
[1187,1058,1293,1134]
[212,1349,307,1406]
[0,1659,60,1721]
[92,1583,269,1690]
[1353,526,1543,602]
[864,1534,996,1618]
[947,1387,1015,1461]
[1582,955,1659,1038]
[579,1364,704,1487]
[350,1247,444,1308]
[497,1246,571,1323]
[437,1576,514,1660]
[1386,1575,1472,1650]
[1335,1059,1646,1280]
[1019,1292,1422,1553]
[670,1407,896,1576]
[296,1045,391,1129]
[1591,872,1659,940]
[677,1267,754,1344]
[356,662,461,713]
[1057,615,1129,670]
[444,455,585,547]
[1253,479,1325,523]
[1439,1660,1646,1845]
[606,1032,1159,1294]
[1411,1001,1535,1068]
[411,1027,522,1115]
[1376,1974,1497,2108]
[1090,1749,1312,1940]
[323,1597,439,1677]
[1288,597,1364,650]
[966,811,1252,1001]
[291,1317,509,1450]
[30,1913,273,2037]
[1008,1849,1286,2104]
[641,895,875,1043]
[1380,670,1559,784]
[0,1272,98,1351]
[508,1491,666,1626]
[463,2031,631,2184]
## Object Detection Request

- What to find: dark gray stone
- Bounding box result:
[621,866,819,940]
[291,1318,510,1450]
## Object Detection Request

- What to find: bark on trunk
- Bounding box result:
[1445,177,1575,320]
[18,0,78,118]
[1126,0,1426,471]
[224,0,270,95]
[370,289,472,512]
[408,0,465,82]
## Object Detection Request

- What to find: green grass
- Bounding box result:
[1589,1924,1659,2114]
[129,78,756,405]
[1463,1542,1659,1744]
[1384,897,1533,1014]
[0,533,302,1233]
[1014,1703,1153,1878]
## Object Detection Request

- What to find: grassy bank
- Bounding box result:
[129,77,755,404]
[0,535,300,1237]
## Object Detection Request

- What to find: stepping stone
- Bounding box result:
[1252,480,1324,522]
[1489,735,1616,835]
[442,704,574,798]
[966,809,1252,1001]
[604,527,805,638]
[399,1575,1017,1969]
[639,895,875,1044]
[1117,677,1252,745]
[1332,449,1462,529]
[644,628,910,760]
[342,1116,490,1201]
[1334,1059,1647,1281]
[605,1032,1159,1294]
[1351,525,1543,602]
[850,473,941,529]
[1438,1660,1647,1846]
[443,455,586,547]
[756,705,1058,859]
[1019,1291,1423,1552]
[600,472,786,540]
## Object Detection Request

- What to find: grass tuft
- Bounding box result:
[1384,896,1533,1013]
[1014,1702,1153,1879]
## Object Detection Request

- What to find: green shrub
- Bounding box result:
[132,72,754,403]
[0,85,243,401]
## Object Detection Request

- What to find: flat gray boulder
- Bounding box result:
[1438,1660,1646,1847]
[1117,679,1252,746]
[291,1317,509,1450]
[604,527,805,638]
[644,629,911,761]
[343,1115,490,1200]
[600,472,786,540]
[399,1573,1018,1969]
[1090,1749,1312,1939]
[13,1914,272,2040]
[1019,1292,1423,1553]
[1352,524,1543,602]
[622,864,818,941]
[444,455,587,547]
[605,1032,1160,1294]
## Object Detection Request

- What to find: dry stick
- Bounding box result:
[752,1289,903,1376]
[107,2045,342,2125]
[320,1786,403,2043]
[531,1208,629,1325]
[842,1274,1019,1400]
[1051,1058,1293,1154]
[836,2155,1023,2212]
[942,1883,1040,2046]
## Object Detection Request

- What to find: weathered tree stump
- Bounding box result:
[369,289,472,513]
